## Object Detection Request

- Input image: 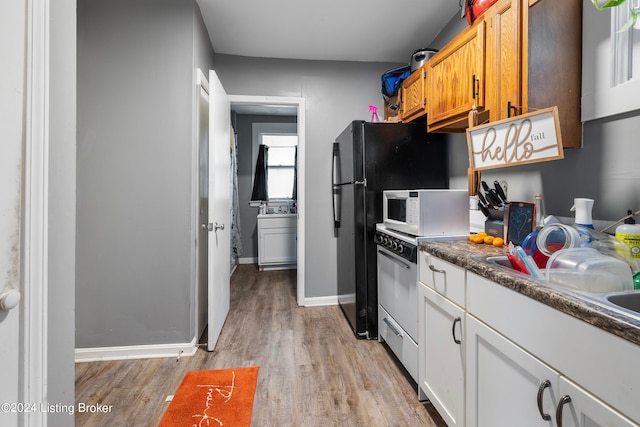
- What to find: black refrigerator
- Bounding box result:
[332,120,448,339]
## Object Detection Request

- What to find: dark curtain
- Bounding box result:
[292,146,297,200]
[251,144,268,201]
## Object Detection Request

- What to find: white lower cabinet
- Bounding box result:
[418,282,465,427]
[466,315,638,427]
[466,315,559,427]
[418,254,640,427]
[556,377,637,427]
[257,214,296,270]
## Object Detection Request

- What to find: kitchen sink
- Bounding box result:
[485,256,640,322]
[571,290,640,323]
[486,256,521,271]
[605,292,640,315]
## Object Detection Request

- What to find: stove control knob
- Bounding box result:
[397,244,404,254]
[392,241,398,250]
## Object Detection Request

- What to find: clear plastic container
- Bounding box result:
[545,248,633,292]
[536,223,633,265]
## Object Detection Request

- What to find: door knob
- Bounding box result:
[0,289,21,311]
[201,223,224,232]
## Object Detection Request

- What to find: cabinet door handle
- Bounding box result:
[452,317,462,344]
[472,74,477,99]
[536,380,552,421]
[555,395,572,427]
[429,264,445,274]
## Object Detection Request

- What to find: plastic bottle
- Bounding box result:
[615,210,640,289]
[535,193,545,229]
[536,223,633,265]
[570,198,594,229]
[369,105,380,122]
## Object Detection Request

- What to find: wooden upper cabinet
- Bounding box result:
[427,19,486,132]
[400,66,427,123]
[423,0,582,147]
[524,0,582,148]
[485,0,521,122]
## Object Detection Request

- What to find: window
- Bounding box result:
[261,134,297,199]
[582,3,640,120]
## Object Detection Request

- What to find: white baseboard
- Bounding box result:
[303,295,339,307]
[239,257,257,265]
[75,338,199,363]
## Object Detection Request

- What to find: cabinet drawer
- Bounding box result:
[258,216,296,229]
[419,254,466,308]
[378,305,418,383]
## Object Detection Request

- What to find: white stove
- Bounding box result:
[375,223,469,393]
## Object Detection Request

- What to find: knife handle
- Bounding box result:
[478,192,488,206]
[478,203,489,217]
[494,180,508,202]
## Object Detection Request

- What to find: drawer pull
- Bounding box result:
[383,317,403,338]
[429,264,446,274]
[555,395,572,427]
[452,317,462,344]
[536,380,551,421]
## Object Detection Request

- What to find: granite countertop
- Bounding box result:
[419,240,640,346]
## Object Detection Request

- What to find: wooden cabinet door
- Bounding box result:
[485,0,522,122]
[427,19,486,132]
[465,315,559,427]
[419,283,465,427]
[401,67,427,122]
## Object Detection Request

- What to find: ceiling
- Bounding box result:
[196,0,461,64]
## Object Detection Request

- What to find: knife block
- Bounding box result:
[485,208,505,239]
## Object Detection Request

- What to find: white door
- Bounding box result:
[207,70,231,351]
[0,2,26,424]
[196,72,209,341]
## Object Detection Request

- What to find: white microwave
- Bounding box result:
[383,189,470,236]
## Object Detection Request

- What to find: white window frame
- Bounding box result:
[582,2,640,121]
[261,133,297,200]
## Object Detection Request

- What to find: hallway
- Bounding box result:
[75,265,444,426]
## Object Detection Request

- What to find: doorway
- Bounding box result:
[229,95,306,307]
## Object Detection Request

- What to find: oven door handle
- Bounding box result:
[383,317,403,337]
[378,250,411,270]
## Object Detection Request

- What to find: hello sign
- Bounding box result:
[466,106,564,171]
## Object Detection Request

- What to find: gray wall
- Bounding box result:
[214,56,406,298]
[76,0,214,347]
[234,114,297,259]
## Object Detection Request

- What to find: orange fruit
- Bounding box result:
[472,235,484,244]
[478,231,487,238]
[469,234,476,241]
[492,237,504,246]
[483,235,494,244]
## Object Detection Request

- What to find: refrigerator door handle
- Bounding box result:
[332,143,341,230]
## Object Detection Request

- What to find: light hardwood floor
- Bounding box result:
[75,265,446,426]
